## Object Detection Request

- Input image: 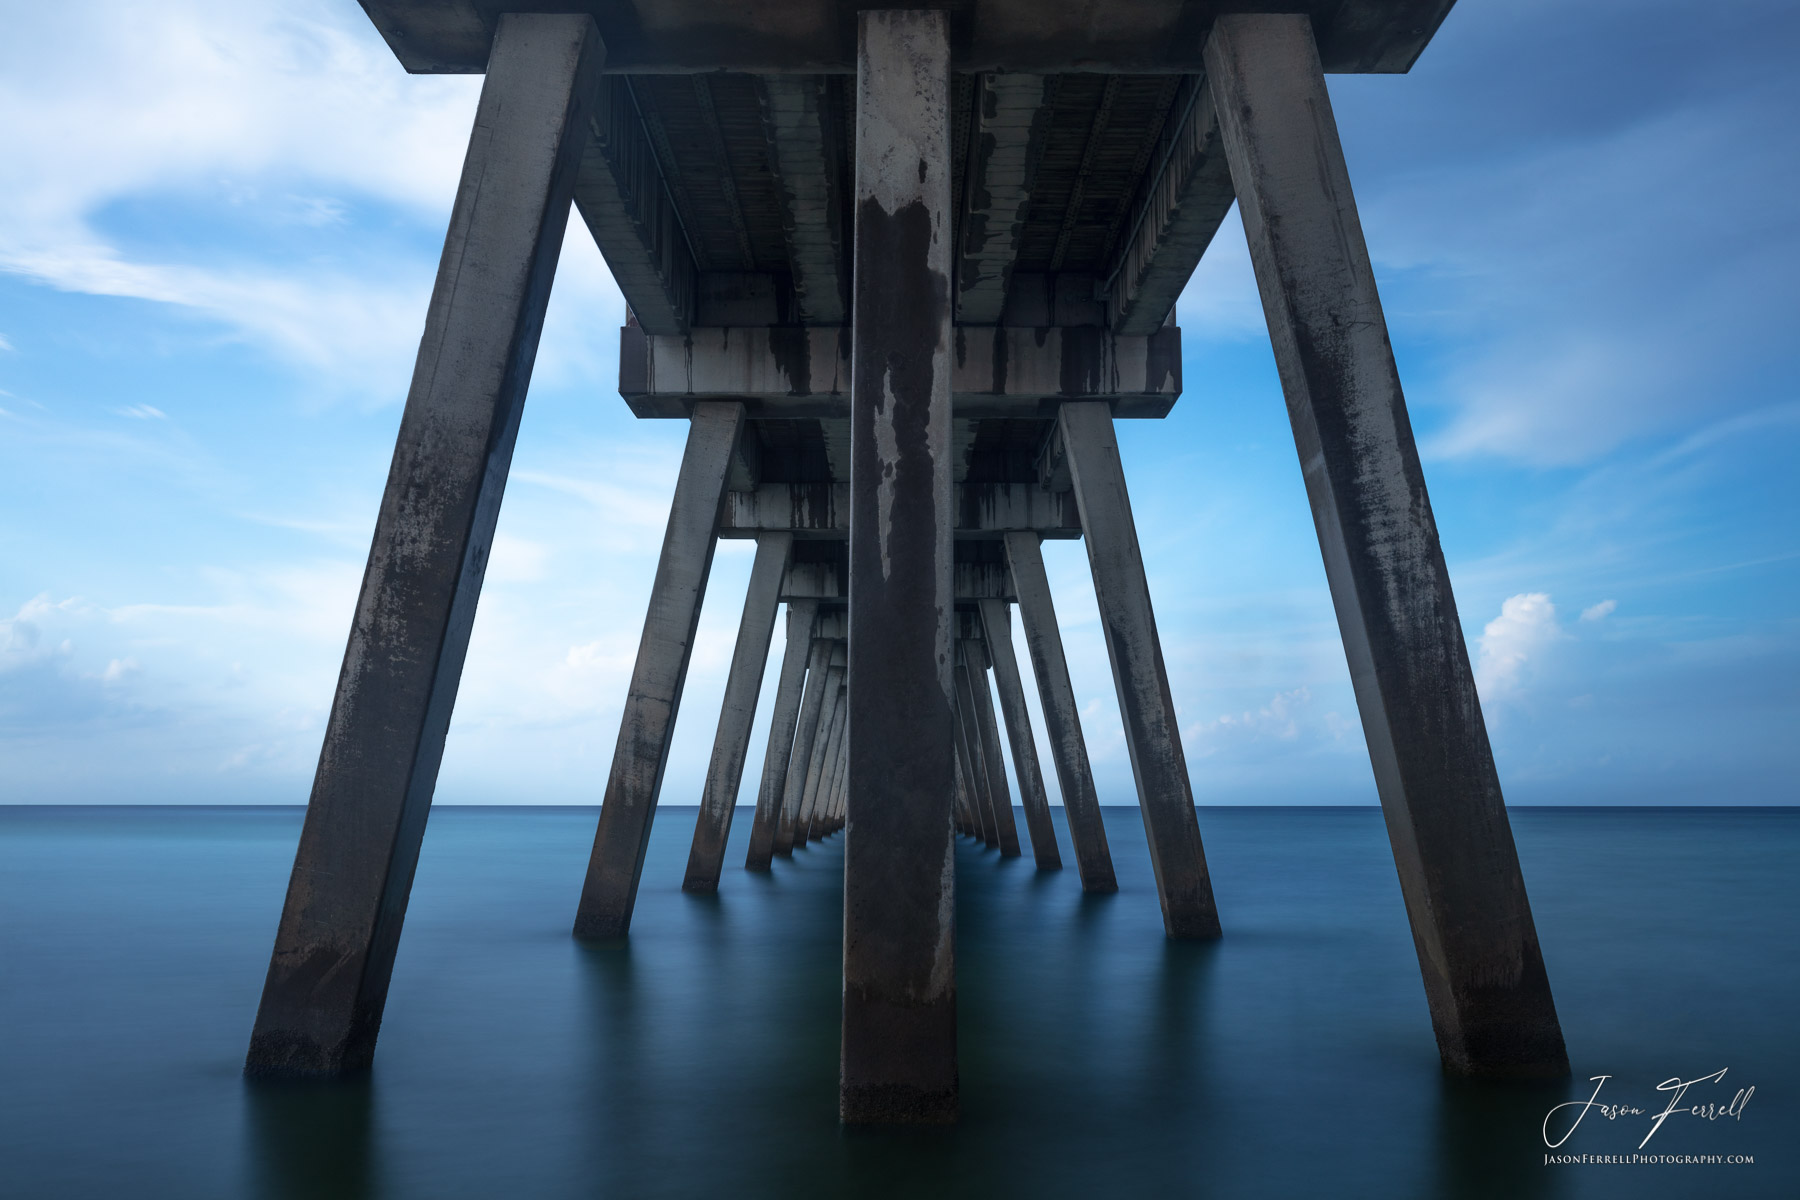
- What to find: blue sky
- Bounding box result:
[0,0,1794,806]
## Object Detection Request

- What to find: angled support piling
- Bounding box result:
[574,400,746,938]
[746,601,818,869]
[1060,401,1219,938]
[776,638,834,856]
[685,532,793,891]
[1206,12,1566,1076]
[246,14,604,1075]
[1003,533,1116,891]
[964,646,1022,858]
[980,599,1061,869]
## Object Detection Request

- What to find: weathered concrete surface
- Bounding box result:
[745,601,817,868]
[757,76,849,324]
[684,532,793,891]
[619,323,1180,419]
[841,9,957,1126]
[246,14,604,1076]
[819,683,850,833]
[798,659,846,842]
[956,74,1052,324]
[573,400,744,939]
[1003,532,1116,891]
[964,647,1022,857]
[1060,401,1219,938]
[979,599,1061,869]
[1103,76,1236,334]
[776,638,835,855]
[1206,12,1567,1078]
[361,0,1458,77]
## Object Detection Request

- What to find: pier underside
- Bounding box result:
[248,0,1567,1119]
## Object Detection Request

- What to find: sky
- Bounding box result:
[0,0,1795,807]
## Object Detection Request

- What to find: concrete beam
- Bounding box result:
[744,600,816,869]
[246,14,604,1076]
[775,637,834,855]
[359,1,1457,77]
[979,599,1061,870]
[1102,76,1237,334]
[1207,13,1566,1078]
[955,74,1052,324]
[781,559,1014,603]
[1060,401,1219,937]
[574,400,744,939]
[758,76,850,324]
[841,9,957,1127]
[574,78,699,335]
[618,323,1181,419]
[720,481,1081,538]
[683,532,791,891]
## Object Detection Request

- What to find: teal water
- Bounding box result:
[0,806,1792,1199]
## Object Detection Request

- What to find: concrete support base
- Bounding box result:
[1206,12,1566,1076]
[1061,401,1220,938]
[245,14,603,1075]
[574,400,744,939]
[840,8,957,1126]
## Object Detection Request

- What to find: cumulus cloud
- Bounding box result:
[1476,593,1562,697]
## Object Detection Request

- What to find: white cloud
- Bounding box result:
[0,333,12,352]
[1581,599,1617,622]
[1477,592,1562,697]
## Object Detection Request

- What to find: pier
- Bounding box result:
[247,0,1568,1122]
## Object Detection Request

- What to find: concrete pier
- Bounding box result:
[745,601,817,869]
[953,671,998,848]
[840,9,958,1125]
[1061,402,1219,938]
[980,599,1062,869]
[685,532,792,891]
[1205,12,1567,1077]
[574,400,744,939]
[1004,538,1117,891]
[246,14,604,1075]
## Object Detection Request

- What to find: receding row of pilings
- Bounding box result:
[244,7,1569,1124]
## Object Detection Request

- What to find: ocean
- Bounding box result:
[1,805,1792,1199]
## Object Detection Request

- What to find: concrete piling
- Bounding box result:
[745,602,817,869]
[980,599,1062,870]
[245,13,605,1076]
[1205,12,1567,1077]
[840,8,958,1125]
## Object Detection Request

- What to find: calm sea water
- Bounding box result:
[0,805,1792,1199]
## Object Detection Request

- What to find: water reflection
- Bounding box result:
[243,1075,379,1200]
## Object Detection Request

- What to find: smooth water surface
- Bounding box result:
[1,806,1792,1198]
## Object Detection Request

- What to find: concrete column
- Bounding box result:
[796,658,845,846]
[684,532,794,891]
[776,638,834,856]
[1205,13,1567,1077]
[573,400,745,939]
[1002,533,1117,891]
[745,601,818,869]
[979,600,1062,870]
[842,8,957,1125]
[1060,401,1219,938]
[965,649,1022,858]
[821,696,850,833]
[245,14,603,1077]
[953,675,997,847]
